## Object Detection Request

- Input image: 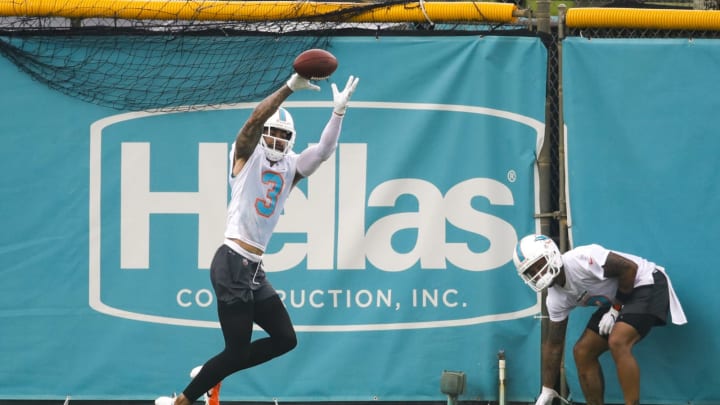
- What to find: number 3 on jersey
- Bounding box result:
[255,171,285,217]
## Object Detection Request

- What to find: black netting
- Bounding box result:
[0,0,528,111]
[0,30,329,110]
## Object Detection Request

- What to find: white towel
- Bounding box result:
[656,266,687,325]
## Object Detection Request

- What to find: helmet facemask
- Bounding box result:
[519,255,561,292]
[261,127,295,162]
[513,235,563,292]
[261,107,296,162]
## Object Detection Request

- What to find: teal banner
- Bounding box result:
[563,37,719,404]
[0,35,546,401]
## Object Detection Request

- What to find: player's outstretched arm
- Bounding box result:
[233,74,319,170]
[287,73,321,92]
[331,75,359,116]
[295,75,360,181]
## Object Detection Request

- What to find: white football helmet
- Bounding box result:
[513,234,563,292]
[261,107,296,162]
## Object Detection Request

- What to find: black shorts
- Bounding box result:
[210,244,277,305]
[587,270,669,338]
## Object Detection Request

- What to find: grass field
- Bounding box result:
[523,0,697,16]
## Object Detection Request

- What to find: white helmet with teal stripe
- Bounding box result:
[261,107,296,162]
[513,234,563,292]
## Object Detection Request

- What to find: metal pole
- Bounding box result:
[536,0,553,237]
[498,350,506,405]
[535,0,554,397]
[556,4,570,403]
[557,4,569,256]
[536,0,551,34]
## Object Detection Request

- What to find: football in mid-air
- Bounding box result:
[293,49,338,80]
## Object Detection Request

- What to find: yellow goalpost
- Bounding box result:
[0,0,520,23]
[2,0,720,29]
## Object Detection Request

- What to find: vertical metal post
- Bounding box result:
[498,350,506,405]
[536,0,551,34]
[556,4,570,403]
[536,0,554,399]
[536,0,553,238]
[557,4,568,256]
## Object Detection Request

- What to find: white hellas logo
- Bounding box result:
[119,142,517,272]
[89,102,543,329]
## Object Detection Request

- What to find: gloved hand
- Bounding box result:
[331,75,360,116]
[286,73,320,92]
[598,306,620,335]
[535,386,561,405]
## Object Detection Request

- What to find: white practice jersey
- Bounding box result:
[224,144,298,252]
[546,244,658,322]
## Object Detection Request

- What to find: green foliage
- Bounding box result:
[524,0,577,16]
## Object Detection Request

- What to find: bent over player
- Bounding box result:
[156,72,359,405]
[513,234,687,405]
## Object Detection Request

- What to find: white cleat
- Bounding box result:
[190,365,203,378]
[189,365,214,402]
[155,395,175,405]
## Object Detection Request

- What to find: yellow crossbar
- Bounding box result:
[0,0,518,23]
[567,7,720,30]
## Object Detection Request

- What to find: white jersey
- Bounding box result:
[546,244,658,322]
[224,144,298,252]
